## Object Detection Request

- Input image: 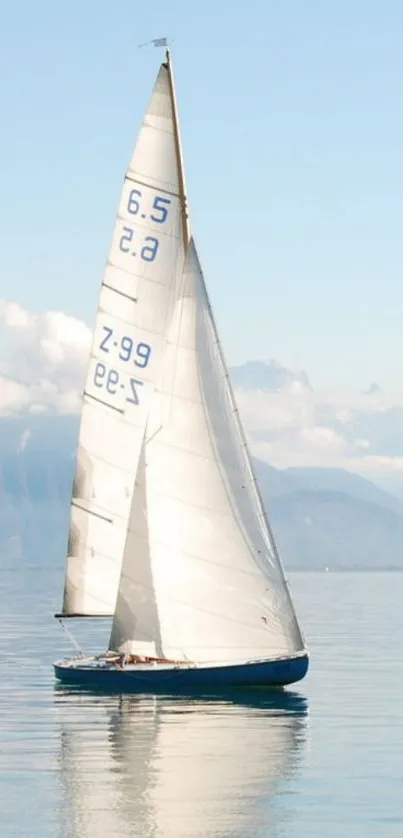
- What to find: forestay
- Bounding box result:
[61,60,187,616]
[109,239,305,662]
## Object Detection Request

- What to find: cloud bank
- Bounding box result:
[235,379,403,477]
[0,300,90,415]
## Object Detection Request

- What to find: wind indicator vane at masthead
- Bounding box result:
[138,37,169,48]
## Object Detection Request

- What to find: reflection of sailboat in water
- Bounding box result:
[58,695,160,838]
[57,691,308,838]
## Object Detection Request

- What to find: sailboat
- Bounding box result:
[54,46,309,691]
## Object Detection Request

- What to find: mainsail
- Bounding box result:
[60,54,189,617]
[109,239,305,662]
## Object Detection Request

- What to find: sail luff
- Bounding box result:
[165,49,190,247]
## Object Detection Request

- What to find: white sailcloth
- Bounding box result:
[109,239,305,662]
[61,59,187,616]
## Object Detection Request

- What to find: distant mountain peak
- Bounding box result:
[363,382,382,396]
[230,359,312,393]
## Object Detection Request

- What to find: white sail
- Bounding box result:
[109,239,305,661]
[60,56,188,616]
[109,442,162,656]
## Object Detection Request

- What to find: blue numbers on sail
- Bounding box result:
[95,327,152,407]
[94,362,117,393]
[127,189,171,224]
[99,326,151,368]
[118,186,172,264]
[93,362,144,406]
[119,228,159,262]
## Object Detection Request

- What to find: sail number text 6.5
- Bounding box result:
[118,189,171,264]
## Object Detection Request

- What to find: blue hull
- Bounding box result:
[54,653,309,693]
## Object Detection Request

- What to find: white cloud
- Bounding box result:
[299,426,346,451]
[233,379,403,475]
[0,301,32,330]
[234,388,315,433]
[251,426,348,469]
[0,300,91,416]
[347,455,403,474]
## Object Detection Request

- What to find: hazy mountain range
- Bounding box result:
[1,402,402,570]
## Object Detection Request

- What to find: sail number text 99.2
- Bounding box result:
[118,189,171,263]
[93,363,144,406]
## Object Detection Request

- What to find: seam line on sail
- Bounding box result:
[80,406,150,433]
[144,485,243,516]
[106,260,174,288]
[113,568,281,635]
[69,541,122,564]
[140,121,174,138]
[102,282,138,303]
[124,525,264,578]
[116,572,282,636]
[84,391,124,413]
[125,175,180,199]
[96,298,168,337]
[76,448,140,474]
[147,433,249,467]
[71,501,113,524]
[116,213,178,241]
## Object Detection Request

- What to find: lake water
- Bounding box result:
[0,566,402,837]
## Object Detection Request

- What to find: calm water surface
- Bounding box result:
[0,567,402,837]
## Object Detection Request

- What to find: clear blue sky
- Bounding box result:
[1,0,403,391]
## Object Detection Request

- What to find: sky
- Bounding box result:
[1,0,403,393]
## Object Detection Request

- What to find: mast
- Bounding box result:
[165,49,190,247]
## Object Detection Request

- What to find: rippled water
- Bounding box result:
[1,566,402,836]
